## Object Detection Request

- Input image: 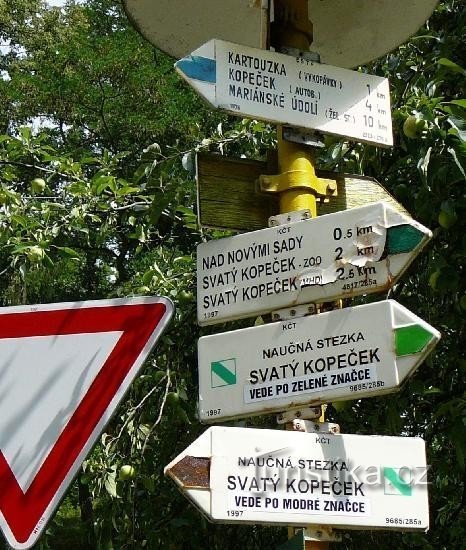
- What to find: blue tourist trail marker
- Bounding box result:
[176,39,393,147]
[165,426,430,531]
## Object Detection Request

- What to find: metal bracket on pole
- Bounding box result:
[304,527,342,543]
[288,419,340,434]
[259,171,337,198]
[279,47,321,64]
[276,406,324,424]
[282,127,325,148]
[268,209,312,227]
[271,303,317,322]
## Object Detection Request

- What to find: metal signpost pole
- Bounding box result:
[272,2,330,548]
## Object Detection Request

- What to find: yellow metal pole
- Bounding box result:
[277,133,318,217]
[273,0,318,218]
[273,2,330,549]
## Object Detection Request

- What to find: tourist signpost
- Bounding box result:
[198,300,440,422]
[122,0,441,546]
[165,426,429,531]
[176,40,393,146]
[197,201,431,325]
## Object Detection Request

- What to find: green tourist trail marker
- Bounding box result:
[211,359,236,388]
[197,300,440,422]
[384,468,413,497]
[197,201,432,326]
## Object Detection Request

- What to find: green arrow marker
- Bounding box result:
[395,324,436,356]
[387,224,425,254]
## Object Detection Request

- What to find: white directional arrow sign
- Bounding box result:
[198,300,440,422]
[175,39,393,147]
[0,297,173,549]
[197,201,432,325]
[165,426,429,531]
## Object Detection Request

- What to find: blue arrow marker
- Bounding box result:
[176,56,216,84]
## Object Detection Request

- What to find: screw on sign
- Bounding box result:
[0,297,173,549]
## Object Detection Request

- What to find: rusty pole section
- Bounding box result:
[271,2,330,549]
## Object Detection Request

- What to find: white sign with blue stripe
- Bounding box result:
[165,426,430,530]
[176,39,393,147]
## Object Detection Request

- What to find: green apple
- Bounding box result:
[438,209,457,229]
[429,270,441,290]
[26,245,45,263]
[178,290,193,304]
[166,392,180,407]
[403,115,425,139]
[119,464,136,481]
[31,178,46,193]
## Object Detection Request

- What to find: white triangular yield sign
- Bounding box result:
[0,297,173,549]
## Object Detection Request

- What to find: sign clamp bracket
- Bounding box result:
[268,209,312,226]
[276,407,327,425]
[270,302,317,322]
[259,165,338,200]
[287,418,340,434]
[282,126,325,148]
[304,526,342,543]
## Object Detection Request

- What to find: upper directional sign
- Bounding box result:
[165,426,429,531]
[0,297,173,550]
[197,201,431,325]
[176,40,393,147]
[198,300,440,422]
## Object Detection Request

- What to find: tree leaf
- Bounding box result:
[438,58,466,75]
[54,246,81,259]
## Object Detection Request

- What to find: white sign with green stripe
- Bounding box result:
[197,201,432,326]
[198,300,440,422]
[165,426,430,530]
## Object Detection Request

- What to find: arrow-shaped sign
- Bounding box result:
[165,426,429,531]
[176,39,393,147]
[198,300,440,422]
[196,152,410,232]
[197,201,432,325]
[0,297,173,549]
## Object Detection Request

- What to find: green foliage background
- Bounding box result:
[0,0,464,548]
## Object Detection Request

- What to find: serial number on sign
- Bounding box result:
[205,408,222,417]
[386,517,423,526]
[349,381,385,392]
[342,278,377,290]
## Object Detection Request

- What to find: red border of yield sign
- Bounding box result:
[0,297,173,548]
